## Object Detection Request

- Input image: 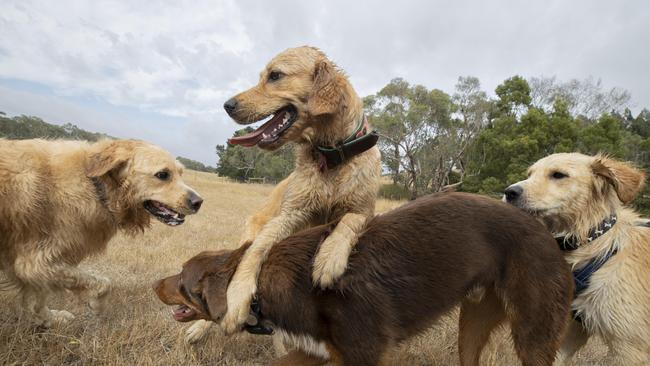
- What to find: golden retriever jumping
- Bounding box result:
[505,153,650,365]
[0,138,202,327]
[194,46,381,338]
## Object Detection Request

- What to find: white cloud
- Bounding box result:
[1,0,649,165]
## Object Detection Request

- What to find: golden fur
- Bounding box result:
[507,153,650,365]
[187,46,381,341]
[0,138,202,327]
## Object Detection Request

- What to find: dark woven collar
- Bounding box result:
[244,298,274,335]
[555,213,617,251]
[313,115,379,172]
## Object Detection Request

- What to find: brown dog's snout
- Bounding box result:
[223,97,238,116]
[504,185,523,203]
[152,279,163,293]
[186,191,203,212]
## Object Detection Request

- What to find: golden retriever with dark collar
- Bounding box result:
[505,153,650,365]
[187,46,381,340]
[0,138,202,326]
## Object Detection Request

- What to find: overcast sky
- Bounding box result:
[1,0,648,165]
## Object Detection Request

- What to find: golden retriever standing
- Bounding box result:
[188,46,381,340]
[505,153,650,365]
[0,138,202,326]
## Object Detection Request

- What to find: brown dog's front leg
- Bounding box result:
[312,212,369,288]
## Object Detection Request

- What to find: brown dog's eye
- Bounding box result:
[268,71,282,81]
[551,171,568,180]
[155,170,170,181]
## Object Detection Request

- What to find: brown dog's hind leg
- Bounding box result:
[506,284,570,366]
[458,289,505,366]
[554,320,590,365]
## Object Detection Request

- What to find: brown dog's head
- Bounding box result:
[153,249,241,322]
[224,46,359,150]
[86,139,203,228]
[504,153,645,235]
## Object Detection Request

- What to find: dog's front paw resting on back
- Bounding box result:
[312,233,353,289]
[222,279,257,334]
[185,320,213,343]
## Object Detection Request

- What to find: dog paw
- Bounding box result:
[312,237,352,289]
[185,320,213,344]
[50,309,75,324]
[222,281,256,334]
[88,277,111,315]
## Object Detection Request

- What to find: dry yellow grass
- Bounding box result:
[0,171,606,365]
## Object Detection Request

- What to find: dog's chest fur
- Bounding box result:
[292,145,380,215]
[568,216,650,339]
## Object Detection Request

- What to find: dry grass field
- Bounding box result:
[0,171,607,365]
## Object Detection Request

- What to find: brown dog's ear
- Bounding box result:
[307,59,343,116]
[86,140,135,178]
[202,275,229,322]
[592,155,646,204]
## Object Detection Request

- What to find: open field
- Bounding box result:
[0,171,606,365]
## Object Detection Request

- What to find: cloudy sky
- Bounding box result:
[1,0,648,165]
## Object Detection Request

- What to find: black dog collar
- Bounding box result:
[313,115,379,172]
[244,298,274,335]
[555,213,617,251]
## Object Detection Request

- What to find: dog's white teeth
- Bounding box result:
[283,114,289,123]
[263,133,269,139]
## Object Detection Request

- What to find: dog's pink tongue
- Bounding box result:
[172,305,195,320]
[228,112,285,147]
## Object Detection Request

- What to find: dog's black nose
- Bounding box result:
[223,98,238,115]
[187,191,203,212]
[504,185,523,202]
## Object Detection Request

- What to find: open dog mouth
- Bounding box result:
[143,200,185,226]
[172,304,196,321]
[228,105,298,147]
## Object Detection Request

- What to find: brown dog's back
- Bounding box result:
[257,192,572,365]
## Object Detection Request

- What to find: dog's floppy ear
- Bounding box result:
[307,59,343,116]
[86,140,135,179]
[592,155,646,204]
[202,274,229,322]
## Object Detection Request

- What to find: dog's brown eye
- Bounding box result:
[268,71,282,81]
[551,171,568,179]
[155,170,170,181]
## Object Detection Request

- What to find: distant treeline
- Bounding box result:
[176,156,217,173]
[0,112,217,174]
[0,112,110,141]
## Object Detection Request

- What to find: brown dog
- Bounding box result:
[505,153,650,365]
[0,138,202,326]
[210,45,381,337]
[155,192,573,366]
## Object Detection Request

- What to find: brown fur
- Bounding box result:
[0,138,202,326]
[506,153,650,365]
[213,46,381,336]
[155,192,573,366]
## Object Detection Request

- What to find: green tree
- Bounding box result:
[464,80,579,194]
[365,78,459,198]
